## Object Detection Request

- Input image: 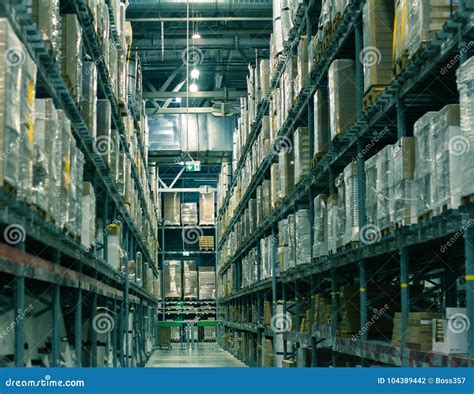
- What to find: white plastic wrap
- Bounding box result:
[271,163,280,208]
[287,214,296,270]
[31,0,61,62]
[314,89,329,157]
[335,172,346,249]
[313,195,328,258]
[81,61,97,138]
[295,210,311,266]
[376,145,393,230]
[107,224,123,270]
[183,260,198,299]
[199,191,215,225]
[163,192,181,226]
[365,154,378,226]
[344,163,359,244]
[327,195,339,254]
[279,149,295,199]
[328,59,357,141]
[198,266,216,300]
[181,202,198,225]
[60,14,82,103]
[272,0,284,54]
[457,57,474,199]
[164,260,182,299]
[294,127,310,185]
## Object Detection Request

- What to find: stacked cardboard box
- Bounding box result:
[392,312,443,351]
[295,210,311,266]
[81,182,96,248]
[183,260,198,300]
[163,193,181,225]
[164,260,182,299]
[294,127,310,185]
[60,15,83,104]
[199,191,215,225]
[198,266,216,300]
[313,89,330,159]
[313,195,328,258]
[279,149,294,199]
[181,202,198,225]
[328,59,357,141]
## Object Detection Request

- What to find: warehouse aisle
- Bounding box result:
[145,348,247,368]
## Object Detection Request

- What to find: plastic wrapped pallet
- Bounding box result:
[198,267,216,300]
[335,173,346,249]
[249,199,257,233]
[327,195,339,254]
[362,0,394,93]
[294,127,310,185]
[199,191,215,225]
[314,89,330,159]
[343,163,359,244]
[313,195,328,258]
[81,61,97,138]
[261,180,271,217]
[390,137,416,226]
[60,14,82,104]
[365,154,378,226]
[296,36,308,96]
[393,0,409,64]
[328,59,357,141]
[107,224,122,269]
[74,150,85,238]
[279,149,294,199]
[0,19,23,192]
[271,163,280,208]
[164,260,182,299]
[163,193,181,226]
[260,59,271,100]
[287,214,296,270]
[31,0,61,63]
[183,260,198,300]
[256,185,264,225]
[408,0,457,60]
[457,57,474,202]
[272,0,284,54]
[295,210,311,266]
[376,145,393,230]
[96,99,112,164]
[181,202,198,225]
[281,0,293,43]
[81,182,96,248]
[32,99,53,214]
[431,105,461,213]
[57,111,72,229]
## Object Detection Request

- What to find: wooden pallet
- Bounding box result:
[30,204,48,220]
[461,193,474,206]
[118,101,129,116]
[337,241,358,254]
[381,224,396,237]
[0,182,17,197]
[418,210,433,223]
[199,245,214,251]
[332,13,342,34]
[363,85,387,111]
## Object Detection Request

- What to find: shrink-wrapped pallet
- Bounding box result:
[287,214,296,270]
[327,195,339,254]
[249,199,257,233]
[362,0,394,93]
[31,0,61,62]
[96,99,112,164]
[296,36,308,96]
[376,145,393,230]
[183,260,198,300]
[260,59,271,100]
[295,210,311,266]
[272,0,284,54]
[365,154,378,226]
[262,179,272,217]
[431,105,462,213]
[256,186,264,225]
[60,14,82,104]
[181,202,198,225]
[163,193,181,226]
[314,89,330,159]
[313,195,328,258]
[199,266,216,300]
[164,260,182,299]
[107,224,123,270]
[344,163,359,244]
[392,0,410,63]
[199,191,215,225]
[390,137,416,226]
[271,163,280,208]
[294,127,310,185]
[279,149,294,199]
[328,59,357,141]
[457,57,474,201]
[335,173,346,249]
[81,61,97,138]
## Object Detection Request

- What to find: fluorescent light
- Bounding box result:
[175,97,182,103]
[189,83,198,93]
[192,32,201,39]
[190,68,200,79]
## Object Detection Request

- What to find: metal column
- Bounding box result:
[330,271,338,366]
[310,275,318,367]
[75,287,82,366]
[51,283,61,367]
[14,275,25,367]
[400,247,409,367]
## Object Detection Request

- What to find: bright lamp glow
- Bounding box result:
[189,83,198,93]
[175,97,182,103]
[191,68,200,79]
[192,32,201,39]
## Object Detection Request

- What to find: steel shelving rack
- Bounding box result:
[0,1,160,367]
[217,0,474,367]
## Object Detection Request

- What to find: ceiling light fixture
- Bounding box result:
[175,97,182,103]
[189,83,198,93]
[192,32,201,39]
[190,68,200,79]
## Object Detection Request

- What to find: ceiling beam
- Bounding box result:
[143,90,245,99]
[146,107,215,115]
[129,17,273,22]
[132,37,269,50]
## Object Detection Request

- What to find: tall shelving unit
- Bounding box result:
[217,0,474,367]
[0,0,159,367]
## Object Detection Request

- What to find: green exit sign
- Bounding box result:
[185,161,201,172]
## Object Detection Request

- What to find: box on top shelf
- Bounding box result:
[81,61,98,139]
[328,59,357,141]
[30,0,61,63]
[163,192,181,226]
[181,202,198,226]
[199,191,215,225]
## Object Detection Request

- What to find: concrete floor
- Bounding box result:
[145,347,247,368]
